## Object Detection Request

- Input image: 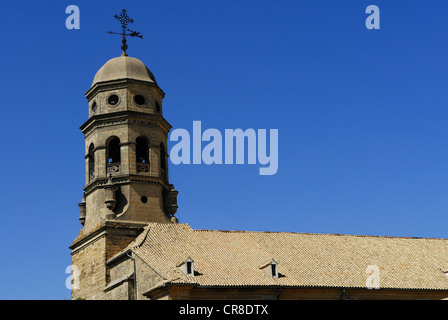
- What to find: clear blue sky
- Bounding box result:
[0,0,447,300]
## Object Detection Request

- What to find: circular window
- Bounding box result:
[108,94,119,106]
[141,196,148,204]
[134,95,145,106]
[91,101,97,112]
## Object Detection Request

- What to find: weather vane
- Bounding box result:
[108,9,143,56]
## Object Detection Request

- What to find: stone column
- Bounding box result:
[120,143,130,175]
[149,144,160,177]
[96,146,107,178]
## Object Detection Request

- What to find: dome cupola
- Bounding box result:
[91,53,158,87]
[84,54,165,118]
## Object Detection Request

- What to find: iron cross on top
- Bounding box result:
[108,9,143,55]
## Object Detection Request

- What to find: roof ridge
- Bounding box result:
[190,228,448,240]
[129,222,193,250]
[131,225,152,249]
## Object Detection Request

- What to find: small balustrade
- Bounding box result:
[107,162,121,174]
[137,162,150,174]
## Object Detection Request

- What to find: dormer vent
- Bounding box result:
[177,257,194,276]
[259,259,278,278]
[271,263,277,278]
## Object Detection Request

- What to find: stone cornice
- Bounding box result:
[83,174,169,196]
[85,78,165,100]
[80,110,172,138]
[70,221,147,254]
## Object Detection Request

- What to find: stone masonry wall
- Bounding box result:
[71,235,107,300]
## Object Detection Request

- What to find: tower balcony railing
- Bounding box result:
[107,162,121,175]
[136,162,150,174]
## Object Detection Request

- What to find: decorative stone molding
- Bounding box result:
[78,193,86,226]
[165,184,178,217]
[104,175,118,218]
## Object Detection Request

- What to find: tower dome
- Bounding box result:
[91,54,157,87]
[85,53,165,118]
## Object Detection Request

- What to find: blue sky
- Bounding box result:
[0,1,447,299]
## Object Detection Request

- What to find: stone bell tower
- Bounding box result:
[70,51,179,299]
[78,52,179,231]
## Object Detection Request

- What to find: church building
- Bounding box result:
[70,47,448,300]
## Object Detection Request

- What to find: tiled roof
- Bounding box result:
[126,223,448,290]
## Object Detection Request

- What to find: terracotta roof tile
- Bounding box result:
[127,223,448,290]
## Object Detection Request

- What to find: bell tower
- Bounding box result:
[70,10,179,300]
[78,52,179,232]
[70,52,179,299]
